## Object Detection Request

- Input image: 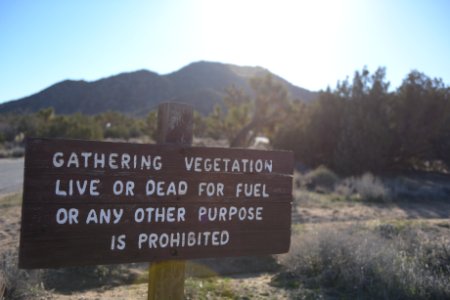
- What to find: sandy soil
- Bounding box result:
[293,200,450,224]
[51,274,291,300]
[0,204,21,255]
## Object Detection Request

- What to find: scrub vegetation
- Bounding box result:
[2,68,450,178]
[1,68,449,299]
[276,221,450,299]
[2,170,450,300]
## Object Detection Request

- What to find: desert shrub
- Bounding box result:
[303,166,340,192]
[0,146,25,159]
[335,172,389,202]
[277,224,450,299]
[334,173,450,202]
[0,251,47,300]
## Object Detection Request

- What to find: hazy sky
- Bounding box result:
[1,0,449,103]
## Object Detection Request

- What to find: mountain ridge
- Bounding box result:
[0,61,317,116]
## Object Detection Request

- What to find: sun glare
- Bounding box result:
[197,0,348,89]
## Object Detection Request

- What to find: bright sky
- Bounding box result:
[1,0,449,103]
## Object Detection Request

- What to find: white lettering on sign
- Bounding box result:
[198,206,263,221]
[110,234,126,250]
[52,152,162,170]
[134,207,186,223]
[184,157,273,173]
[145,180,188,196]
[113,180,135,196]
[235,183,269,198]
[85,208,124,224]
[56,208,79,224]
[55,179,100,196]
[138,230,230,249]
[45,145,288,258]
[53,152,64,167]
[198,182,224,196]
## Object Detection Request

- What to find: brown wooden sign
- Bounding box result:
[19,138,293,268]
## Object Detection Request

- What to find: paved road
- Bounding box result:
[0,158,24,195]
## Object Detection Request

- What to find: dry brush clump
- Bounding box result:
[297,166,340,193]
[299,164,450,204]
[335,172,390,202]
[277,223,450,299]
[299,167,390,202]
[0,249,136,298]
[0,250,47,300]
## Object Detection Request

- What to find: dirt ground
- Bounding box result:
[1,156,450,299]
[50,273,291,300]
[0,199,21,255]
[293,198,450,224]
[2,190,449,299]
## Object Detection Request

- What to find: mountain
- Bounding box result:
[0,61,317,116]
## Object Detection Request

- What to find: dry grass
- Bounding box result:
[0,250,48,300]
[0,193,21,209]
[288,170,450,299]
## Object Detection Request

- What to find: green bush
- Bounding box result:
[274,68,450,175]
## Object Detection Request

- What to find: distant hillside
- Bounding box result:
[0,61,317,116]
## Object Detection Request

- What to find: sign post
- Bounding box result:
[148,103,192,299]
[19,102,294,298]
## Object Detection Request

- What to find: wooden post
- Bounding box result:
[148,102,193,300]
